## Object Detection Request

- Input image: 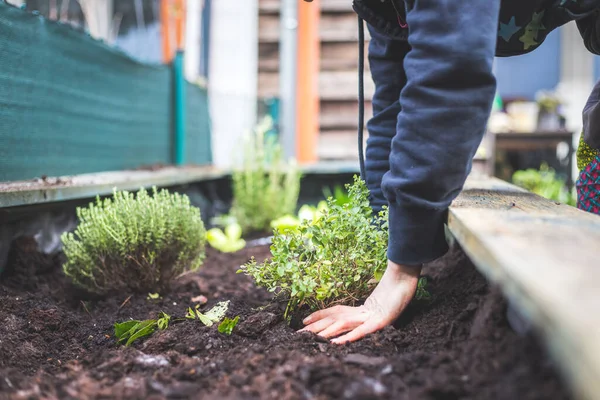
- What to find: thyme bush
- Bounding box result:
[239,176,388,319]
[62,187,206,295]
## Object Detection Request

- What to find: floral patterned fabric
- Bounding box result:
[576,154,600,215]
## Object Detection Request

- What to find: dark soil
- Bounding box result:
[0,237,572,400]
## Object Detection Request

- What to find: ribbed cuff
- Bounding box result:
[386,204,449,266]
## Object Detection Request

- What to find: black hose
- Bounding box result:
[358,16,366,181]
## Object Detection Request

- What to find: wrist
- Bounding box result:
[387,259,422,278]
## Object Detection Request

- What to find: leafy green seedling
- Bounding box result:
[415,277,431,301]
[240,176,388,320]
[206,223,246,253]
[186,300,230,327]
[157,312,170,330]
[147,293,161,300]
[218,316,240,335]
[114,312,171,346]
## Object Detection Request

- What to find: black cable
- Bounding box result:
[357,16,366,181]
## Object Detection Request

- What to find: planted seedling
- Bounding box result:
[218,316,240,335]
[186,300,230,327]
[206,223,246,253]
[147,293,161,300]
[240,176,388,320]
[415,277,431,301]
[114,312,171,346]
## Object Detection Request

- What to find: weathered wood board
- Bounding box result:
[448,176,600,400]
[257,0,371,161]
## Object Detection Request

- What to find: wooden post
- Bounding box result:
[160,0,173,63]
[173,0,187,165]
[174,0,186,51]
[296,0,320,163]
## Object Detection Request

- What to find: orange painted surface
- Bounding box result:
[161,0,186,63]
[160,0,172,63]
[174,0,186,50]
[296,0,320,163]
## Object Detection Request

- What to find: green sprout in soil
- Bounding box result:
[147,293,161,300]
[239,175,388,320]
[62,187,206,295]
[114,312,171,346]
[186,300,230,327]
[415,277,431,301]
[230,116,301,234]
[218,316,240,335]
[206,223,246,253]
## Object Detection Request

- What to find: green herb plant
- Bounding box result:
[239,175,388,320]
[62,187,206,295]
[114,312,171,346]
[230,116,301,234]
[512,163,576,206]
[206,223,246,253]
[218,316,240,335]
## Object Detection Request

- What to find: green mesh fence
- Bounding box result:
[0,1,211,182]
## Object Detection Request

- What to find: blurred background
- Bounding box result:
[2,0,595,202]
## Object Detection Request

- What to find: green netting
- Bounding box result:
[0,1,211,182]
[186,83,212,165]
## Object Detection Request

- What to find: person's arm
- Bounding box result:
[384,0,500,266]
[302,0,501,343]
[577,10,600,55]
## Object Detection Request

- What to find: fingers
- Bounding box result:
[299,316,335,334]
[330,318,386,345]
[317,320,357,339]
[302,305,346,325]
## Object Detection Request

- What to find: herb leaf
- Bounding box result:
[218,316,240,335]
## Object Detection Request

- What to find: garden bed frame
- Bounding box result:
[449,176,600,400]
[0,166,598,400]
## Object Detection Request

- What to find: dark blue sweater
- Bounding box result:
[355,0,600,265]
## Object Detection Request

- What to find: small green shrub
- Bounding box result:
[512,163,576,206]
[239,175,388,319]
[230,117,301,234]
[62,187,206,295]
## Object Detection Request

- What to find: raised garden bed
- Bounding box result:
[0,236,572,399]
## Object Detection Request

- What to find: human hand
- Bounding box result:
[299,260,422,344]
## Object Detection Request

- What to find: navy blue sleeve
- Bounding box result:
[382,0,500,265]
[577,11,600,55]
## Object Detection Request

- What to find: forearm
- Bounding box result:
[365,25,410,213]
[383,0,500,265]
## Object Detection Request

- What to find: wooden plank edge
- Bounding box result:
[0,162,362,208]
[448,192,599,400]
